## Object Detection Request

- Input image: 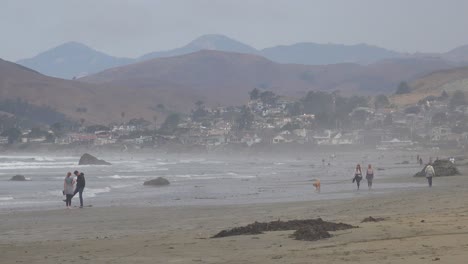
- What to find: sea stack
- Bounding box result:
[78,153,111,165]
[10,175,27,181]
[143,177,170,186]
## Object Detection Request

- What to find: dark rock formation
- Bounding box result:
[78,153,111,165]
[414,159,460,177]
[361,216,385,223]
[212,218,355,241]
[291,227,331,241]
[143,177,170,186]
[10,175,27,181]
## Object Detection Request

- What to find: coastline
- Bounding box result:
[1,173,468,263]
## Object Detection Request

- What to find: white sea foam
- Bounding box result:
[85,187,111,198]
[99,175,144,179]
[0,196,13,201]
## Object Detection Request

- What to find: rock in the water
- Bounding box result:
[10,175,27,181]
[78,153,111,165]
[414,159,460,177]
[144,177,170,186]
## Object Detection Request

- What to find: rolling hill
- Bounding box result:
[81,50,461,104]
[392,66,468,106]
[17,42,134,79]
[0,58,202,124]
[260,43,400,65]
[18,35,410,79]
[139,34,259,61]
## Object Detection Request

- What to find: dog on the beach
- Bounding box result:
[313,179,321,193]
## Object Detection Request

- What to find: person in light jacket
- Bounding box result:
[425,163,435,187]
[63,172,75,208]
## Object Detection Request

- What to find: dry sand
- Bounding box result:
[1,174,468,264]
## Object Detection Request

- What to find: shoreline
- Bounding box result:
[2,174,468,263]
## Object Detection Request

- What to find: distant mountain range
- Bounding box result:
[17,42,134,79]
[17,34,406,79]
[2,48,467,124]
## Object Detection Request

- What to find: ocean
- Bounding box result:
[0,151,426,211]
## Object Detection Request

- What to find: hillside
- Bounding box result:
[139,34,259,61]
[17,42,134,79]
[0,59,201,124]
[81,50,460,104]
[17,35,410,79]
[443,45,468,62]
[260,43,400,65]
[392,66,468,106]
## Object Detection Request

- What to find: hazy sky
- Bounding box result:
[2,0,468,61]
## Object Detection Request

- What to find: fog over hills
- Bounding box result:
[81,50,460,102]
[260,43,400,65]
[17,34,406,79]
[17,42,134,79]
[139,34,259,61]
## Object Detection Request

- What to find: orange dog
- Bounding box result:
[313,179,321,193]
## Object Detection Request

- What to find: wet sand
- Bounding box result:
[1,174,468,264]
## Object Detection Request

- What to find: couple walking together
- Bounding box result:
[63,170,86,208]
[352,164,374,190]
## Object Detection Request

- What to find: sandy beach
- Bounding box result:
[1,170,468,264]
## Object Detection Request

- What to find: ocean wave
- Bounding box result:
[100,175,143,179]
[85,187,111,198]
[0,196,13,201]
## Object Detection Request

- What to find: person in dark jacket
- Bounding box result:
[73,170,86,208]
[352,164,363,190]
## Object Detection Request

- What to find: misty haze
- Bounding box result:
[1,1,468,263]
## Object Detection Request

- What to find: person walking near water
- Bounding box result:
[425,163,435,187]
[352,164,363,190]
[73,170,86,208]
[366,164,374,190]
[63,172,75,209]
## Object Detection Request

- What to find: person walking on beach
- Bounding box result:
[419,157,423,166]
[352,164,363,190]
[63,172,75,208]
[425,163,435,187]
[73,170,86,208]
[366,164,374,190]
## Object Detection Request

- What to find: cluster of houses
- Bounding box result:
[1,96,467,150]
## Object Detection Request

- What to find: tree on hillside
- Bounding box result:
[195,100,204,108]
[286,102,304,116]
[441,90,449,100]
[249,88,260,100]
[395,82,411,95]
[374,94,390,109]
[85,125,110,133]
[259,91,278,106]
[449,90,467,110]
[191,101,208,122]
[404,106,420,114]
[28,127,48,138]
[1,128,21,144]
[159,113,181,135]
[236,106,254,131]
[156,104,165,111]
[431,112,447,126]
[128,118,151,129]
